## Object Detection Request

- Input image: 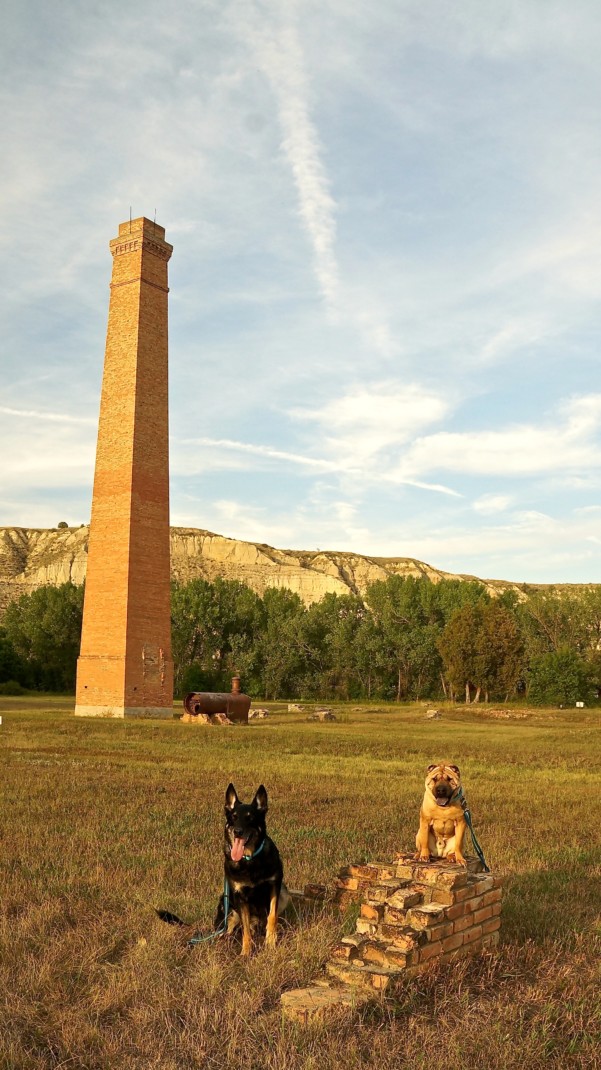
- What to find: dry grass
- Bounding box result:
[1,696,600,1069]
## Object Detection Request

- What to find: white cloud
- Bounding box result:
[0,406,95,426]
[249,7,339,308]
[177,436,347,472]
[396,394,601,480]
[473,494,512,515]
[292,382,450,465]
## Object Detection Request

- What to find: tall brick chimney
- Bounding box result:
[75,217,174,718]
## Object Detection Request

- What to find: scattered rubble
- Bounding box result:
[180,711,233,725]
[308,708,337,722]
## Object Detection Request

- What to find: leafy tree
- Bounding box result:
[364,576,443,700]
[518,589,588,659]
[0,627,27,686]
[438,602,483,702]
[170,578,264,695]
[477,602,525,701]
[528,648,594,706]
[438,600,525,702]
[434,579,490,624]
[3,583,84,691]
[297,593,360,698]
[258,588,305,699]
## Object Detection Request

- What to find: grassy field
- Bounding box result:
[1,696,600,1069]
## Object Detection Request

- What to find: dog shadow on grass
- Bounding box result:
[498,850,601,944]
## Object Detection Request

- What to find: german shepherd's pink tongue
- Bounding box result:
[231,837,246,862]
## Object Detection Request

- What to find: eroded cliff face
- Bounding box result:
[0,525,522,613]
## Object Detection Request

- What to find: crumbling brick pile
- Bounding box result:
[281,853,502,1023]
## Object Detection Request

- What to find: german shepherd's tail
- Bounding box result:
[155,909,188,926]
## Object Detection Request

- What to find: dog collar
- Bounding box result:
[242,838,266,861]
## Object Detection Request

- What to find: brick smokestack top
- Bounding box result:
[75,217,174,718]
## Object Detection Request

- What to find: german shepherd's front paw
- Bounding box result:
[265,929,278,950]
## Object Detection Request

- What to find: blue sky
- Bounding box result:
[1,0,600,582]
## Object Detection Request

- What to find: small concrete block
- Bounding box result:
[281,984,370,1023]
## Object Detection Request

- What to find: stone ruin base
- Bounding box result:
[181,711,233,725]
[281,854,502,1024]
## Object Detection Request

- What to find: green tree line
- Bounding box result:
[1,577,600,706]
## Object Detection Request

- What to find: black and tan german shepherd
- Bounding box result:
[217,783,288,955]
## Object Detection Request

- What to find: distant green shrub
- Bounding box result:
[0,680,26,695]
[528,648,594,706]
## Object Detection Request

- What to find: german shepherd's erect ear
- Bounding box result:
[253,785,268,812]
[225,783,239,811]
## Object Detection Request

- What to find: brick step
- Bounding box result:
[326,959,405,992]
[355,938,415,970]
[280,856,503,1024]
[364,883,421,907]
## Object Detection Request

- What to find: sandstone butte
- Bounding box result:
[0,525,594,615]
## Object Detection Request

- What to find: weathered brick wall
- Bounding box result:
[75,218,174,717]
[281,854,502,1023]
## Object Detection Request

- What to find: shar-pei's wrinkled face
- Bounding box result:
[424,763,461,808]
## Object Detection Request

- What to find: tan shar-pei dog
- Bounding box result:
[415,763,467,866]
